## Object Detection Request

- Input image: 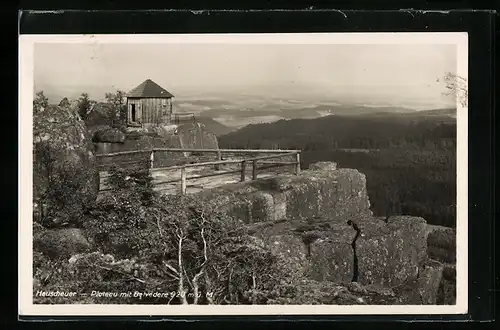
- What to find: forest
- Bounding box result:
[218,112,457,228]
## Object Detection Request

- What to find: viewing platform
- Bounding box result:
[96,148,301,195]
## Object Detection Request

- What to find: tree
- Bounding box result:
[105,90,127,123]
[33,140,96,228]
[439,72,468,108]
[77,93,94,120]
[33,91,49,113]
[146,194,287,305]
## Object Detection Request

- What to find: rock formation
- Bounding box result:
[198,162,372,223]
[176,121,219,151]
[93,121,221,169]
[426,224,456,264]
[195,161,455,304]
[92,126,126,144]
[33,227,92,259]
[33,104,99,227]
[58,97,71,108]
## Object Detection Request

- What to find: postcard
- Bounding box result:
[19,32,468,316]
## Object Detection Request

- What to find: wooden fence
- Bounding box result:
[96,148,301,195]
[171,113,196,125]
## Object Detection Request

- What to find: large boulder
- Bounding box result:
[92,126,126,143]
[252,220,309,279]
[94,133,186,170]
[355,216,428,287]
[84,102,114,127]
[437,263,456,305]
[58,97,71,108]
[307,221,356,283]
[150,124,179,136]
[177,122,219,151]
[252,218,357,284]
[92,120,221,172]
[33,228,92,259]
[415,259,444,304]
[276,167,372,220]
[197,162,372,224]
[33,105,99,227]
[266,233,309,279]
[251,215,431,294]
[426,225,456,264]
[279,279,435,305]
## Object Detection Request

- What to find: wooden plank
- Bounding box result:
[252,160,257,180]
[180,168,187,195]
[97,160,148,168]
[149,152,297,172]
[152,148,300,154]
[150,159,242,172]
[154,178,181,186]
[96,150,150,157]
[247,152,297,162]
[155,185,178,192]
[295,152,301,175]
[150,150,155,170]
[258,161,297,165]
[240,160,246,182]
[186,168,242,180]
[154,168,242,186]
[214,149,222,171]
[96,148,299,158]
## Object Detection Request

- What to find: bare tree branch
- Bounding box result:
[191,223,209,304]
[177,235,188,305]
[441,72,468,108]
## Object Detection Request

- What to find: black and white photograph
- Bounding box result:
[19,33,468,316]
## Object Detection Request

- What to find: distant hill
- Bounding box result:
[363,108,457,122]
[219,111,456,151]
[196,104,417,120]
[414,108,457,118]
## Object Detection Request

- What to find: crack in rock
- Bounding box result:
[347,220,361,282]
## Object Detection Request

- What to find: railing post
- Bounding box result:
[252,160,258,180]
[180,167,187,195]
[215,149,222,171]
[240,160,246,182]
[295,152,301,175]
[150,150,155,171]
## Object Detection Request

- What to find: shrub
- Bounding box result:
[34,140,98,228]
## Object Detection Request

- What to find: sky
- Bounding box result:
[34,42,457,105]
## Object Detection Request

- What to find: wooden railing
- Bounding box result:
[96,148,301,195]
[171,113,196,125]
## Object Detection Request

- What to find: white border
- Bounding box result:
[19,32,468,316]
